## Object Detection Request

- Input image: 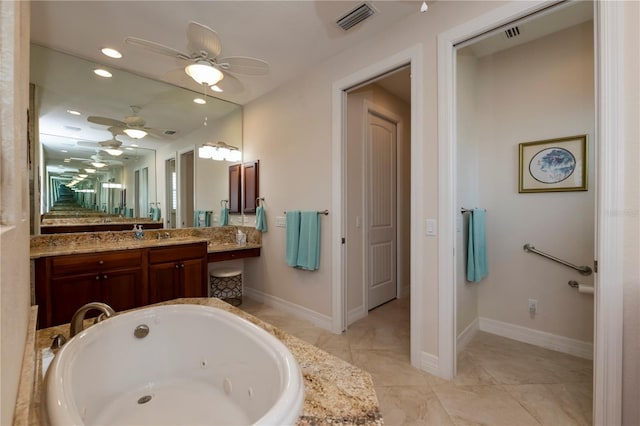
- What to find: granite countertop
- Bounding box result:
[30,227,262,259]
[26,298,383,425]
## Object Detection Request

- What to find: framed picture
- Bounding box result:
[518,135,588,193]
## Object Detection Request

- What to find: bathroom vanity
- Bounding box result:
[31,227,261,328]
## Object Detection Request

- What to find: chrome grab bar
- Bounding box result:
[523,244,593,276]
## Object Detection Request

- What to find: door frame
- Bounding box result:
[332,44,423,368]
[437,1,624,424]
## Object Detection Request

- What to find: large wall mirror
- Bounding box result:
[30,44,243,234]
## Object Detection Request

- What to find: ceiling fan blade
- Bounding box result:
[217,56,269,76]
[216,71,244,93]
[125,36,187,59]
[187,21,222,58]
[88,116,126,128]
[76,141,99,148]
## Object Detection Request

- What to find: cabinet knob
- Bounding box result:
[99,260,104,265]
[103,275,108,279]
[181,263,185,268]
[96,275,100,280]
[175,264,180,269]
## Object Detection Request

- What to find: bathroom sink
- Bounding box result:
[43,304,304,425]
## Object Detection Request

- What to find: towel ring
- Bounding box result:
[220,199,229,208]
[256,197,265,207]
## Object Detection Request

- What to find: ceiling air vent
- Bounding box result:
[336,2,376,31]
[504,26,521,39]
[164,130,177,135]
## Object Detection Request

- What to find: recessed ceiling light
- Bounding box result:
[66,109,81,116]
[60,150,68,153]
[85,168,96,173]
[101,48,122,59]
[94,68,112,78]
[130,144,138,147]
[125,147,134,151]
[210,85,223,93]
[193,98,207,105]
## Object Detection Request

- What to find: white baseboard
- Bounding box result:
[457,317,479,354]
[420,352,441,377]
[479,317,593,360]
[243,287,333,332]
[347,305,367,325]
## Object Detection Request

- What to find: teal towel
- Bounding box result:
[194,211,211,227]
[255,206,268,232]
[285,211,301,267]
[220,208,229,226]
[467,209,488,282]
[152,207,161,222]
[296,211,321,271]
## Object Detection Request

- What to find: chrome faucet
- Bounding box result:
[70,302,116,338]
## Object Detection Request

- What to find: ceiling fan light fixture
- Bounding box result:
[104,148,123,156]
[185,61,224,86]
[91,161,107,168]
[123,128,147,139]
[85,168,96,173]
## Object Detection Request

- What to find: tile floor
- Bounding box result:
[240,297,593,425]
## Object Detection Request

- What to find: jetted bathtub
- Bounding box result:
[43,304,304,425]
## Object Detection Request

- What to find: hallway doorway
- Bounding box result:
[344,65,411,324]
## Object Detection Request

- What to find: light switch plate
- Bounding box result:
[425,219,437,236]
[275,216,286,228]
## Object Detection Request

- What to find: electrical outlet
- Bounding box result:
[528,298,538,314]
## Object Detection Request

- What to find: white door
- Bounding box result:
[367,112,397,310]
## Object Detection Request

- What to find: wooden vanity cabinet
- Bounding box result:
[34,249,147,328]
[148,242,208,304]
[34,242,209,328]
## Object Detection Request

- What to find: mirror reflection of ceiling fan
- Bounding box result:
[125,21,269,93]
[70,151,123,169]
[87,106,164,141]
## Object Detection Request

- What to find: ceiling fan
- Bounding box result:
[70,152,123,169]
[76,127,128,156]
[88,106,164,140]
[125,21,269,93]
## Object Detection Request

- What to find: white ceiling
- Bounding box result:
[31,1,423,106]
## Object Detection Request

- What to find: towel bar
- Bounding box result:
[284,210,329,216]
[461,208,486,214]
[523,244,592,275]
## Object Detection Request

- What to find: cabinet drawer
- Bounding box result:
[50,250,142,276]
[148,243,207,264]
[208,247,261,262]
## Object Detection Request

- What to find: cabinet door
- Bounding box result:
[149,262,180,304]
[100,268,144,313]
[50,274,101,327]
[181,258,206,298]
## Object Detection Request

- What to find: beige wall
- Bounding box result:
[622,1,640,424]
[0,1,31,423]
[345,84,411,317]
[469,22,595,342]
